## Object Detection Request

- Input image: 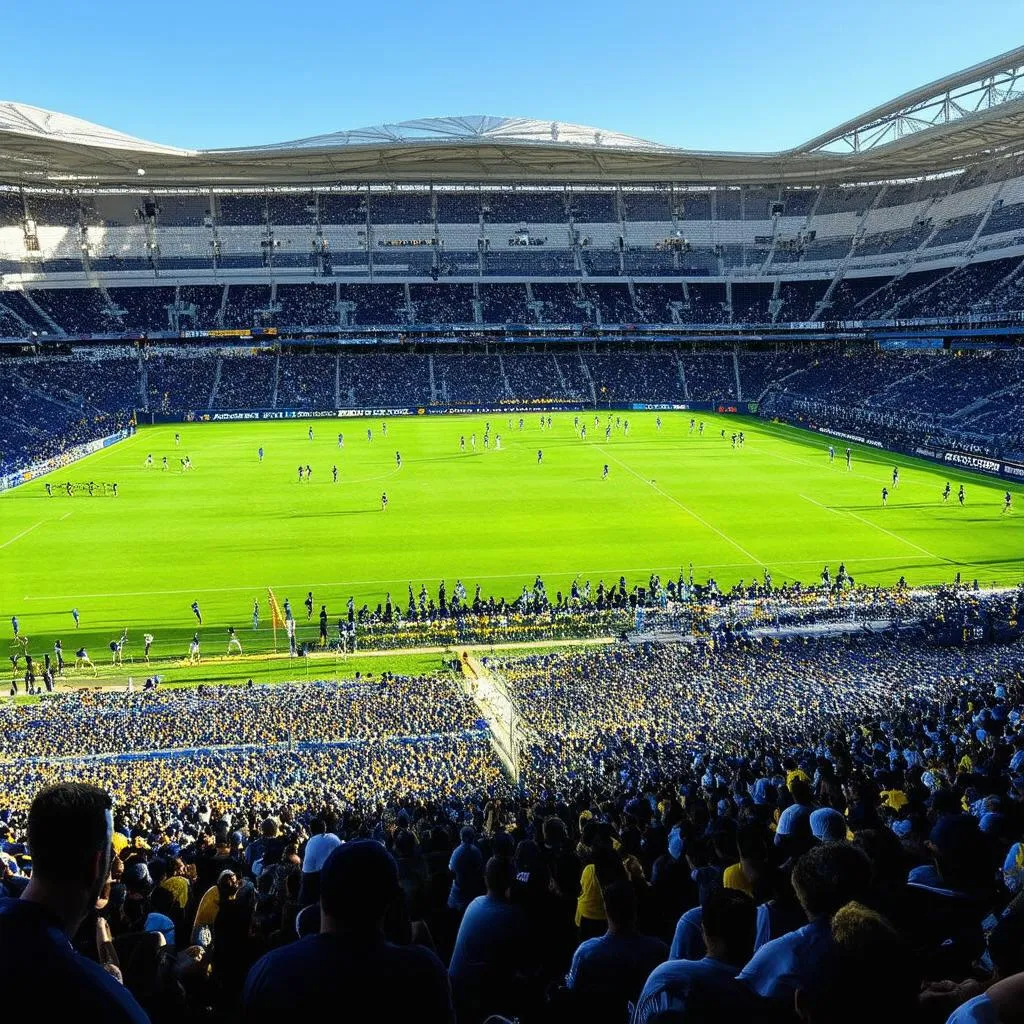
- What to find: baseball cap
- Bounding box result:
[810,808,847,843]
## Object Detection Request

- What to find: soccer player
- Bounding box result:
[11,615,18,638]
[460,435,466,451]
[188,633,201,665]
[881,486,888,507]
[54,639,64,675]
[731,433,737,448]
[367,427,373,442]
[144,633,153,662]
[395,450,402,468]
[305,591,314,619]
[892,467,900,488]
[258,446,264,462]
[698,422,705,435]
[519,418,525,430]
[298,465,304,481]
[87,481,94,496]
[959,484,966,506]
[1004,491,1013,514]
[943,482,951,503]
[305,464,312,480]
[739,432,745,446]
[175,432,180,447]
[603,464,609,479]
[332,465,338,483]
[44,481,52,496]
[145,453,153,468]
[471,434,476,450]
[580,425,586,440]
[252,600,260,630]
[71,607,79,629]
[721,429,726,439]
[656,416,662,431]
[574,415,579,431]
[689,418,695,433]
[191,600,202,625]
[162,456,168,471]
[483,433,489,450]
[112,483,118,497]
[537,449,543,464]
[495,434,501,450]
[547,415,552,428]
[308,426,314,441]
[846,448,852,470]
[227,626,243,654]
[338,432,344,448]
[381,421,388,436]
[381,491,388,511]
[605,425,611,441]
[66,482,73,496]
[828,445,835,463]
[319,605,328,647]
[624,419,630,435]
[75,646,96,675]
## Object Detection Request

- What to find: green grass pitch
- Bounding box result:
[1,411,1021,669]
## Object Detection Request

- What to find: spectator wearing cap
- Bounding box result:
[738,842,871,1004]
[635,888,763,1024]
[299,817,341,907]
[809,807,848,844]
[449,855,530,1022]
[565,879,667,1023]
[0,783,150,1022]
[242,840,452,1022]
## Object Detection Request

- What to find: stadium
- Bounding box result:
[1,37,1024,1024]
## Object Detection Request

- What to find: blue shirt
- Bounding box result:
[447,841,484,910]
[243,931,452,1023]
[946,993,996,1023]
[448,894,529,1005]
[634,956,764,1024]
[566,931,668,1015]
[670,906,705,960]
[0,897,149,1023]
[738,916,834,1002]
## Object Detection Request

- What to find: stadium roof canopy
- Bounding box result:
[2,48,1024,188]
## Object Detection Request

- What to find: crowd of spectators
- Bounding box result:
[3,615,1024,1021]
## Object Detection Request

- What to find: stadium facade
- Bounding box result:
[2,49,1024,488]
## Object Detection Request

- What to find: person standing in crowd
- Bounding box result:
[0,783,150,1021]
[243,841,452,1022]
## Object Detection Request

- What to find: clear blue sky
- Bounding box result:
[5,0,1022,152]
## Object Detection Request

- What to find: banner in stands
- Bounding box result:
[0,429,129,492]
[797,422,1021,480]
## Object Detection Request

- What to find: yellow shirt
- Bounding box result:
[723,862,753,896]
[575,863,606,926]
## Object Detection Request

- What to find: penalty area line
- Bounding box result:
[0,520,47,550]
[596,444,763,566]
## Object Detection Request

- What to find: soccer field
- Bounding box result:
[2,411,1022,665]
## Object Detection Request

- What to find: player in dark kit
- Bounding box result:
[959,484,966,506]
[603,464,609,479]
[943,482,951,503]
[846,448,852,470]
[305,592,314,619]
[881,487,888,507]
[537,449,543,464]
[381,491,388,511]
[191,600,202,624]
[332,465,338,482]
[1004,491,1013,514]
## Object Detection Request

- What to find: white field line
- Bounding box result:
[0,520,46,550]
[800,493,945,561]
[595,444,763,565]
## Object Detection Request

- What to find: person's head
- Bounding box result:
[701,887,757,968]
[795,902,916,1024]
[791,842,871,921]
[460,826,476,846]
[484,856,514,900]
[319,840,399,933]
[601,879,638,933]
[216,869,239,900]
[25,783,113,932]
